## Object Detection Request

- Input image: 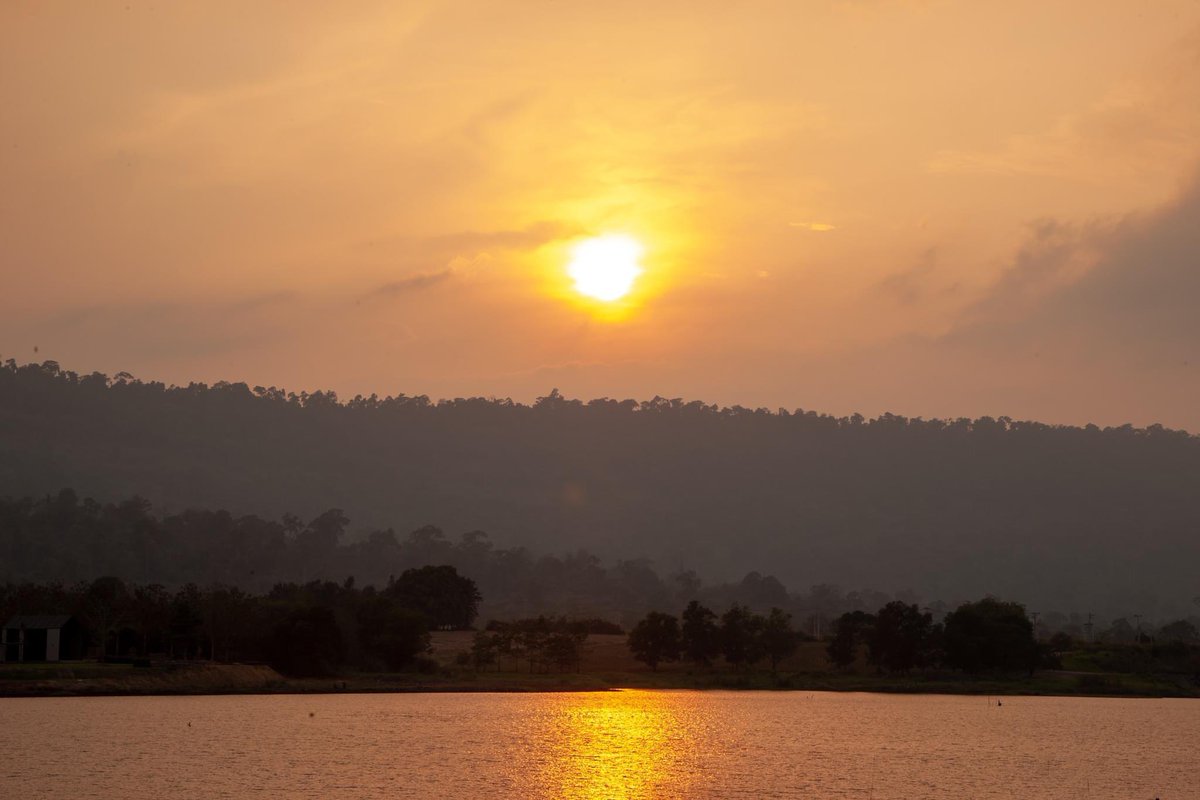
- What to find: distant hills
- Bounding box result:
[2,358,1198,617]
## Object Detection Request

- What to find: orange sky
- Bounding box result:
[3,1,1199,429]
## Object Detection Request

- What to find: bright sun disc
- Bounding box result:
[567,234,644,302]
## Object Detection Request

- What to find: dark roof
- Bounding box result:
[4,614,74,630]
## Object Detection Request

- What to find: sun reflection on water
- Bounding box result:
[537,690,697,800]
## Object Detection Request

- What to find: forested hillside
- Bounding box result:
[2,358,1198,617]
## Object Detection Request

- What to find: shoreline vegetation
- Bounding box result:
[3,636,1196,700]
[4,574,1198,701]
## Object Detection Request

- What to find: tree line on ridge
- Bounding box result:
[3,358,1199,618]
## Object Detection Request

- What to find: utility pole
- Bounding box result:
[1133,614,1143,643]
[1030,611,1041,641]
[1084,612,1094,644]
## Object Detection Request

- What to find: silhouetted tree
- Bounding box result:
[386,565,481,629]
[1103,618,1137,644]
[628,611,681,671]
[720,604,764,671]
[169,584,204,659]
[129,583,172,656]
[201,584,253,661]
[517,619,550,673]
[681,600,721,667]
[942,598,1037,674]
[356,595,429,670]
[542,630,587,672]
[827,611,875,670]
[760,607,799,673]
[266,605,345,677]
[1159,619,1199,643]
[293,509,349,579]
[1048,631,1074,652]
[867,602,935,674]
[469,631,500,671]
[82,577,129,660]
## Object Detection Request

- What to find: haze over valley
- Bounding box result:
[3,359,1196,620]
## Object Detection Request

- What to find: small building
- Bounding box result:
[1,615,85,662]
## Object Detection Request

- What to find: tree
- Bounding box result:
[202,584,253,661]
[759,607,799,673]
[720,604,764,671]
[517,618,550,673]
[542,630,587,672]
[827,610,875,670]
[169,583,204,659]
[628,611,681,671]
[82,577,130,660]
[867,601,935,674]
[294,509,349,578]
[942,598,1037,674]
[1048,631,1074,652]
[387,565,481,629]
[1103,618,1136,644]
[356,596,430,670]
[266,605,345,677]
[5,357,1200,628]
[469,631,500,671]
[680,600,721,667]
[129,583,172,656]
[492,626,523,672]
[1158,619,1198,644]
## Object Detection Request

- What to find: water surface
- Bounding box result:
[1,691,1195,798]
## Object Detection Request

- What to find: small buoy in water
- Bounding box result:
[187,722,191,727]
[997,700,1002,707]
[309,712,315,717]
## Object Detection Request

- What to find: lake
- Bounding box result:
[1,691,1195,798]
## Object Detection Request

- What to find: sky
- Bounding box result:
[3,1,1199,430]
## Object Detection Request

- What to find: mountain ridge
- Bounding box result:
[3,358,1198,618]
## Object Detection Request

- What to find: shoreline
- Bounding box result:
[2,663,1195,700]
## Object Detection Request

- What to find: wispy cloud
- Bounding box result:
[367,269,455,299]
[9,292,303,363]
[421,221,578,252]
[788,221,836,232]
[946,170,1200,361]
[876,250,943,306]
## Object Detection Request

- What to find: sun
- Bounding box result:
[566,234,644,302]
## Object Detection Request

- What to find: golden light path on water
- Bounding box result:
[536,690,694,799]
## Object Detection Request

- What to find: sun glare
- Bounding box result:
[566,234,644,302]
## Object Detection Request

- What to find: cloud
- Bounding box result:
[367,269,454,299]
[876,249,940,306]
[790,172,1200,430]
[8,292,302,363]
[788,221,836,232]
[223,291,299,314]
[952,170,1200,360]
[400,221,579,254]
